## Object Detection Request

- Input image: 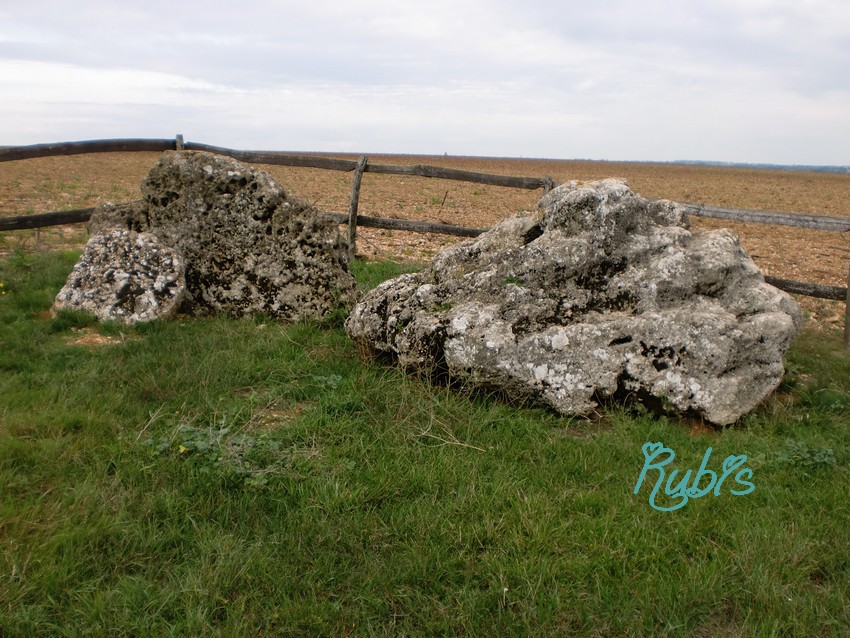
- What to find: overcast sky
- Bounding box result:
[1,0,849,164]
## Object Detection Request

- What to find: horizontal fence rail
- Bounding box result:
[0,139,178,162]
[0,208,95,231]
[0,208,488,239]
[4,207,847,304]
[683,204,850,233]
[762,276,846,302]
[0,138,552,190]
[324,212,487,239]
[4,201,848,236]
[185,142,553,189]
[364,163,550,189]
[1,136,849,343]
[184,142,363,172]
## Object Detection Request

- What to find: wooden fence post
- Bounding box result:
[845,264,850,351]
[347,155,368,262]
[175,134,184,150]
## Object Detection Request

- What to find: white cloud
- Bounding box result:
[1,60,219,104]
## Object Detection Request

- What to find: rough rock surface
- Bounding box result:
[68,150,356,322]
[346,178,803,425]
[54,230,186,324]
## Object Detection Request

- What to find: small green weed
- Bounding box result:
[777,438,838,470]
[146,418,293,490]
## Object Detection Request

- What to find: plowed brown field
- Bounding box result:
[2,152,848,328]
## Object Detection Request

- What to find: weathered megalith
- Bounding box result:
[346,178,803,425]
[54,230,185,324]
[57,151,356,322]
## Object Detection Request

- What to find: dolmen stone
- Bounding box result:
[345,178,803,425]
[56,151,356,323]
[54,230,185,324]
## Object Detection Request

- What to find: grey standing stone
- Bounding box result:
[60,151,356,322]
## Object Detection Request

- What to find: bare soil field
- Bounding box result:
[1,151,848,328]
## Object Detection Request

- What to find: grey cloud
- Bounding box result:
[1,0,848,163]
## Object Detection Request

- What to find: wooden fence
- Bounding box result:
[2,136,849,344]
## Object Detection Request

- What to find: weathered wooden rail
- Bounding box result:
[0,139,552,190]
[0,208,96,231]
[683,204,850,233]
[0,139,176,162]
[2,136,849,345]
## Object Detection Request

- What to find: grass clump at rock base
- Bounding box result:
[1,250,848,636]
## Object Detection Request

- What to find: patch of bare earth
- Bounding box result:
[65,327,130,347]
[2,152,848,329]
[249,401,313,431]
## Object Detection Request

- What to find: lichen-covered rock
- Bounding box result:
[346,178,803,425]
[54,230,185,324]
[79,151,356,321]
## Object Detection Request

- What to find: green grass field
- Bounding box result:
[1,250,848,637]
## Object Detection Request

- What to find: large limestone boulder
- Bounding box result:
[54,230,185,324]
[346,179,803,425]
[58,151,356,322]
